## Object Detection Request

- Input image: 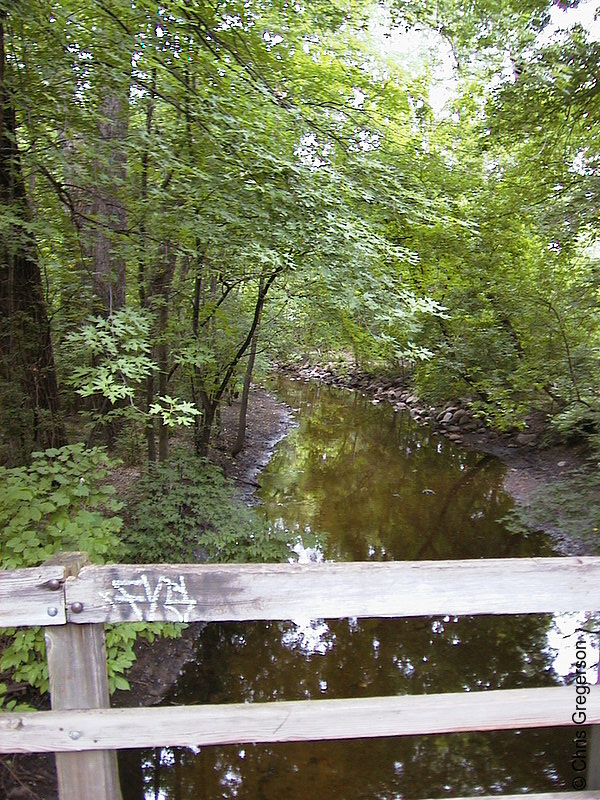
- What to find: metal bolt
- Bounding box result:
[47,579,61,591]
[69,730,81,740]
[70,602,83,614]
[47,606,59,617]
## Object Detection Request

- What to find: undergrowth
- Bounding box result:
[1,445,291,712]
[122,453,290,564]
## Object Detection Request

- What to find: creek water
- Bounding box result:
[119,378,592,799]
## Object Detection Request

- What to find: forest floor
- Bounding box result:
[209,386,295,505]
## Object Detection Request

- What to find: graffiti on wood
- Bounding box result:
[99,574,197,622]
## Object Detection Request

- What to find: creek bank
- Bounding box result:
[279,362,596,555]
[118,389,294,700]
[278,361,512,445]
[211,386,296,505]
[114,389,296,699]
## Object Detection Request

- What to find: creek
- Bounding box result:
[119,378,591,799]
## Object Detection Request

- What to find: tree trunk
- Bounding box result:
[0,12,66,462]
[196,401,217,458]
[145,372,157,464]
[149,245,177,463]
[157,301,169,463]
[193,269,280,456]
[90,56,130,312]
[232,303,261,457]
[139,69,157,464]
[231,335,257,457]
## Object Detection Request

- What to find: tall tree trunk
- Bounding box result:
[90,47,130,312]
[231,329,258,457]
[140,69,157,463]
[0,12,65,463]
[194,268,281,456]
[145,372,157,463]
[149,245,177,462]
[191,266,204,455]
[232,276,264,457]
[197,400,217,458]
[157,299,170,463]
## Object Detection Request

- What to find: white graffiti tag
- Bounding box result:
[100,574,198,622]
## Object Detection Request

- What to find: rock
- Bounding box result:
[516,433,537,446]
[452,409,470,425]
[461,422,479,432]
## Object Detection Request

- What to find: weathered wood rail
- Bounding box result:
[1,554,600,800]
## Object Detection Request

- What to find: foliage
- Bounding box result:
[148,396,202,427]
[1,0,600,720]
[66,309,202,448]
[0,443,180,709]
[123,454,290,564]
[66,309,156,405]
[551,401,600,445]
[0,443,123,568]
[0,0,598,461]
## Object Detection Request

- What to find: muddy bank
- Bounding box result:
[280,362,597,555]
[211,386,295,504]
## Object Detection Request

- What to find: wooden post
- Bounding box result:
[44,553,123,800]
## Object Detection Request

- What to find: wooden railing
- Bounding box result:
[1,553,600,800]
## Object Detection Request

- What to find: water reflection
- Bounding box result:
[122,729,571,800]
[119,379,586,799]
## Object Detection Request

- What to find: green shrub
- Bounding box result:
[0,447,291,711]
[550,399,600,444]
[123,454,290,564]
[0,443,180,709]
[0,443,123,569]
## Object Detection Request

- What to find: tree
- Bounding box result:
[0,5,65,463]
[4,0,598,467]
